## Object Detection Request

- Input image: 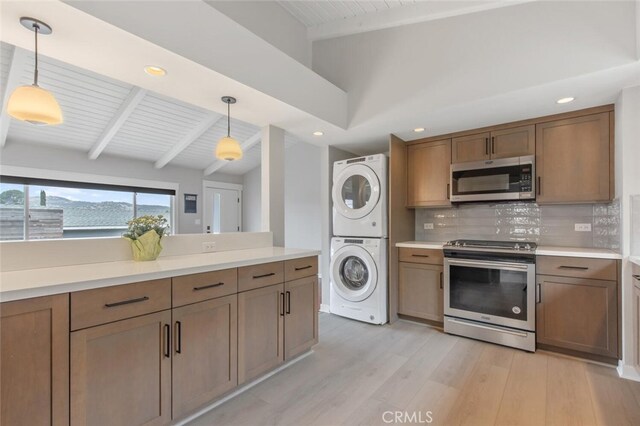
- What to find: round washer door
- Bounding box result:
[330,245,378,302]
[332,164,381,220]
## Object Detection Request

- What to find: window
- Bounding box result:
[0,177,175,241]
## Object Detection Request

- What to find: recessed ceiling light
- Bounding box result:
[556,97,575,104]
[313,131,324,136]
[144,65,167,76]
[414,127,425,132]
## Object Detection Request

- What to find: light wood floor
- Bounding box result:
[188,313,640,426]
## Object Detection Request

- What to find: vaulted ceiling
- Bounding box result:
[0,42,298,176]
[278,0,417,27]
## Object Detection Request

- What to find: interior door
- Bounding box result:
[204,186,240,233]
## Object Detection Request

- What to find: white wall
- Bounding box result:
[0,141,242,234]
[242,166,262,233]
[207,1,310,67]
[615,85,640,380]
[284,141,322,251]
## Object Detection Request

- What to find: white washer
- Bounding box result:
[332,154,387,238]
[330,237,388,325]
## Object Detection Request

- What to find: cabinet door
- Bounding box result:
[635,284,640,369]
[172,295,238,419]
[1,294,69,426]
[490,125,535,159]
[398,262,443,322]
[451,132,490,164]
[536,275,617,358]
[71,310,172,426]
[536,112,611,203]
[407,139,451,207]
[238,283,284,384]
[284,276,318,360]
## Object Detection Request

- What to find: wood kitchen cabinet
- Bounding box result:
[407,139,451,207]
[70,310,172,426]
[536,112,612,203]
[536,256,619,359]
[1,294,69,426]
[397,248,444,323]
[451,125,534,164]
[284,276,319,360]
[172,294,238,419]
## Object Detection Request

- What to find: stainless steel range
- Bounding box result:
[443,240,536,352]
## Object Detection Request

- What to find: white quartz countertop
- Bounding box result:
[395,241,445,249]
[395,241,621,260]
[0,247,320,302]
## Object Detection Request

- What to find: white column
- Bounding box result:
[261,125,285,246]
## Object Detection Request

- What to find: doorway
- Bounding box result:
[203,182,242,233]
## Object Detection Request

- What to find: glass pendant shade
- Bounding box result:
[7,84,63,125]
[215,136,243,161]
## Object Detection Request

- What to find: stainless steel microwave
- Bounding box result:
[450,155,535,202]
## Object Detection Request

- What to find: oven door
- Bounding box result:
[444,257,535,331]
[450,156,534,202]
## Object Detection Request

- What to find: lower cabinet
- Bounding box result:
[238,283,285,384]
[70,310,172,426]
[238,276,319,384]
[536,275,618,358]
[172,295,238,419]
[398,262,444,322]
[0,294,69,426]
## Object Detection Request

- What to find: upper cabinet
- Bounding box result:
[536,112,612,204]
[407,139,451,208]
[452,125,535,164]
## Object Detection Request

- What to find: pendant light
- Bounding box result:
[7,17,63,125]
[215,96,243,161]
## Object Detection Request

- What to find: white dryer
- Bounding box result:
[330,237,387,325]
[332,154,387,238]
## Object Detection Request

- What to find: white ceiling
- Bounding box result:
[278,1,416,27]
[0,42,295,176]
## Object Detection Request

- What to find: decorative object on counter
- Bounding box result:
[123,215,169,261]
[215,96,243,161]
[7,17,63,125]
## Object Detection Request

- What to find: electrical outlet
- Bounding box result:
[202,242,216,253]
[423,223,434,230]
[574,223,592,232]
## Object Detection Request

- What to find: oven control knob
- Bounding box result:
[514,243,520,250]
[524,244,532,251]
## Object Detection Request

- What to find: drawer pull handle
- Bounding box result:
[412,254,430,258]
[537,177,541,196]
[440,272,443,290]
[254,272,276,279]
[286,291,291,314]
[558,265,589,271]
[280,292,285,316]
[295,265,312,271]
[104,296,149,308]
[193,282,224,291]
[491,136,495,154]
[163,324,171,358]
[633,274,640,281]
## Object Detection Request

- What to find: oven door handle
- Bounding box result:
[446,318,529,338]
[446,258,530,272]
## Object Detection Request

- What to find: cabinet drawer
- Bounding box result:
[398,247,443,265]
[172,268,237,307]
[238,261,284,292]
[284,256,318,281]
[71,279,171,331]
[537,256,617,281]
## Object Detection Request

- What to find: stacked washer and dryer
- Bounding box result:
[330,154,388,325]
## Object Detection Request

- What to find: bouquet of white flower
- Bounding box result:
[123,215,169,261]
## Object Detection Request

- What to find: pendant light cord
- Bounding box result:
[33,23,39,86]
[227,101,231,137]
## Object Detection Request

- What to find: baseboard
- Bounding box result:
[319,303,330,313]
[174,351,314,425]
[617,361,640,382]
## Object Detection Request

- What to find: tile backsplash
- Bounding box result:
[415,200,620,250]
